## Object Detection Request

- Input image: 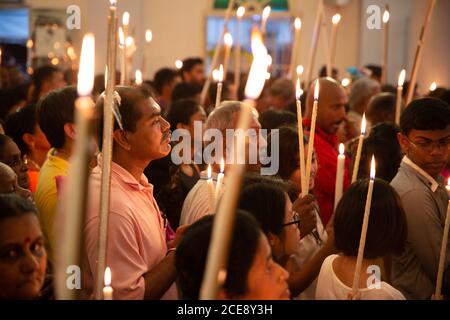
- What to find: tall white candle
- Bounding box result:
[289,18,302,80]
[352,156,376,294]
[207,165,216,214]
[305,80,320,196]
[122,12,130,85]
[395,69,406,125]
[334,143,346,210]
[215,158,225,204]
[351,114,367,183]
[234,7,245,96]
[435,178,450,299]
[296,78,307,197]
[330,14,341,69]
[261,6,271,36]
[118,27,125,85]
[223,32,233,80]
[381,7,389,85]
[103,267,113,300]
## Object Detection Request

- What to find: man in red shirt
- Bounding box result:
[303,78,350,226]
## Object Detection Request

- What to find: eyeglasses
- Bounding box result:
[282,211,300,229]
[407,137,450,152]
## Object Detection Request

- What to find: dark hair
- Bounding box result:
[0,84,30,120]
[0,134,15,160]
[33,65,60,95]
[367,93,395,119]
[165,99,201,131]
[171,82,202,102]
[0,194,37,221]
[36,86,77,149]
[400,98,450,136]
[5,103,38,155]
[267,126,308,181]
[364,64,382,78]
[180,57,203,76]
[334,179,407,259]
[259,109,297,131]
[153,68,179,95]
[95,86,148,150]
[238,180,287,237]
[358,122,402,182]
[175,210,261,300]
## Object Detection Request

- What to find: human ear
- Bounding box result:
[113,130,131,151]
[22,133,35,149]
[63,123,76,140]
[397,132,409,153]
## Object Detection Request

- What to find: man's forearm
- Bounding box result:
[143,251,177,300]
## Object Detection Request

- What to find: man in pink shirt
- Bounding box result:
[82,87,179,300]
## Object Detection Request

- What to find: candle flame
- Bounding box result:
[26,39,33,49]
[122,12,130,26]
[207,164,212,179]
[212,69,220,82]
[145,30,153,43]
[267,54,272,67]
[296,65,304,76]
[294,17,302,30]
[296,78,303,100]
[109,0,117,7]
[339,143,345,155]
[314,80,320,101]
[262,6,271,19]
[175,60,183,69]
[382,10,390,23]
[218,64,224,82]
[370,156,376,179]
[398,69,406,87]
[244,28,268,100]
[104,267,111,287]
[118,27,124,46]
[429,82,437,91]
[125,36,134,48]
[77,33,95,97]
[341,78,350,87]
[361,114,367,135]
[237,6,245,18]
[224,32,233,47]
[332,14,341,25]
[135,70,143,85]
[220,158,225,173]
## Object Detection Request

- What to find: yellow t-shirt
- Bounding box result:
[35,149,69,262]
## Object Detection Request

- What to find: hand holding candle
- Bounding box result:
[352,156,376,294]
[103,267,113,300]
[334,143,346,210]
[435,178,450,299]
[395,69,406,125]
[351,114,367,183]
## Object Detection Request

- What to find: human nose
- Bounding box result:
[275,262,289,282]
[20,250,39,274]
[160,117,170,132]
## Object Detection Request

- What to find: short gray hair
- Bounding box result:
[206,101,258,131]
[349,77,380,110]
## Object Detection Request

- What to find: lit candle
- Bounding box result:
[429,81,437,92]
[330,14,341,69]
[296,78,307,197]
[261,6,271,36]
[175,60,183,70]
[223,32,233,80]
[296,65,304,78]
[334,143,346,210]
[341,78,351,88]
[305,80,320,195]
[351,114,367,183]
[289,17,302,80]
[143,29,152,77]
[122,12,130,85]
[435,178,450,299]
[395,69,406,125]
[215,64,224,109]
[135,70,143,85]
[215,158,225,203]
[103,267,113,300]
[234,6,245,95]
[95,0,118,301]
[381,7,389,85]
[207,165,216,214]
[118,27,125,85]
[56,33,95,300]
[352,156,376,294]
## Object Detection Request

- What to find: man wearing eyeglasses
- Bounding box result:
[391,98,450,300]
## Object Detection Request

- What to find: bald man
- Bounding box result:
[304,77,350,226]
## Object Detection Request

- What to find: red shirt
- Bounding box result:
[303,118,350,226]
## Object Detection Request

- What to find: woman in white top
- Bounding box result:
[316,179,407,300]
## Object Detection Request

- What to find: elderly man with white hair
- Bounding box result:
[348,77,381,132]
[179,101,264,226]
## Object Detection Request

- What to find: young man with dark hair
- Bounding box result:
[391,97,450,299]
[82,86,181,300]
[153,68,181,111]
[34,86,77,260]
[32,65,66,101]
[180,57,205,86]
[171,82,202,103]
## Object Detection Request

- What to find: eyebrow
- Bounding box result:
[0,235,44,248]
[415,134,450,141]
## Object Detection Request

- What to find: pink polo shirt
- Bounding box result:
[82,161,177,300]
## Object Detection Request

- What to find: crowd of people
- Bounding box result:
[0,55,449,300]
